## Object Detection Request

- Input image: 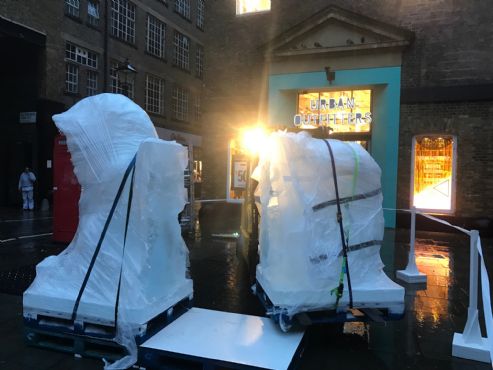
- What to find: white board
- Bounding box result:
[140,308,304,369]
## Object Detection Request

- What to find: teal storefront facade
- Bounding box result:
[267,66,403,227]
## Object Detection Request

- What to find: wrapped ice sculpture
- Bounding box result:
[253,131,404,317]
[23,94,192,367]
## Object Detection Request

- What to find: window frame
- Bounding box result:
[65,63,79,94]
[173,31,190,71]
[196,0,205,29]
[195,45,204,78]
[64,41,99,96]
[145,74,165,115]
[194,94,201,122]
[175,0,191,20]
[146,14,166,59]
[87,0,100,27]
[86,70,99,96]
[410,134,457,215]
[65,0,80,18]
[295,88,373,151]
[172,85,189,122]
[111,0,136,44]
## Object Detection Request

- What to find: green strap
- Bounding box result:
[330,256,348,307]
[344,142,360,243]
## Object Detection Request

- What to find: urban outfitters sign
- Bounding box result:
[293,96,372,128]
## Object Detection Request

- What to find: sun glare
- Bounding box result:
[241,126,268,155]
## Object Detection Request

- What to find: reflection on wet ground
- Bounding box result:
[0,206,492,369]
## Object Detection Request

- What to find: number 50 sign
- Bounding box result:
[232,156,248,190]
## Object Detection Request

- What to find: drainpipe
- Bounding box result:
[103,0,109,92]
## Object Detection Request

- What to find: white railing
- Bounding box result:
[386,208,493,364]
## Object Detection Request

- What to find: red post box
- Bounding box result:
[53,134,80,243]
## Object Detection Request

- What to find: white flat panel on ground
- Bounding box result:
[140,308,304,370]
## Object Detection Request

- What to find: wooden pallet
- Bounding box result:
[25,326,127,361]
[254,281,404,331]
[24,295,193,359]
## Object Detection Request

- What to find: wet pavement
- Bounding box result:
[0,205,492,369]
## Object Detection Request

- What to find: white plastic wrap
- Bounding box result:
[252,131,403,316]
[23,94,193,368]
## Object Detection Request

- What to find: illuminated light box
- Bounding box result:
[412,136,455,212]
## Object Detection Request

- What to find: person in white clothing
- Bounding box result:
[18,167,36,210]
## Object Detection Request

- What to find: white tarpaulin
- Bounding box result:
[252,131,404,316]
[23,94,193,368]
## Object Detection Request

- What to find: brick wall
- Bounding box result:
[201,0,493,218]
[0,0,206,133]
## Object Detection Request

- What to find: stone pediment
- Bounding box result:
[267,6,413,58]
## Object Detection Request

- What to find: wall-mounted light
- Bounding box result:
[115,58,137,97]
[325,66,335,84]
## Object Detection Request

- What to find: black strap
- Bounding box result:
[309,239,383,264]
[337,240,382,257]
[312,188,382,212]
[71,155,137,322]
[113,164,136,327]
[322,139,353,308]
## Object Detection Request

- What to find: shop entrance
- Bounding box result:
[0,19,45,206]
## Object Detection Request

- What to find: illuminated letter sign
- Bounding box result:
[295,90,372,133]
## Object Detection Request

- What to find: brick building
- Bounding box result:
[0,0,205,207]
[202,0,493,230]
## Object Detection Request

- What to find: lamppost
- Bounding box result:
[114,58,137,97]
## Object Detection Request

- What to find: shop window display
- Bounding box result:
[412,135,455,213]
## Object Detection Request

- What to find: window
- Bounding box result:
[65,0,80,17]
[296,89,372,150]
[296,90,371,132]
[194,94,201,121]
[173,31,190,70]
[411,135,456,213]
[175,0,190,19]
[196,45,204,78]
[146,15,166,58]
[65,42,98,68]
[88,1,100,26]
[236,0,271,15]
[172,86,189,121]
[110,61,134,99]
[87,71,98,96]
[145,75,164,114]
[111,0,136,44]
[65,64,79,93]
[65,42,98,96]
[197,0,205,29]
